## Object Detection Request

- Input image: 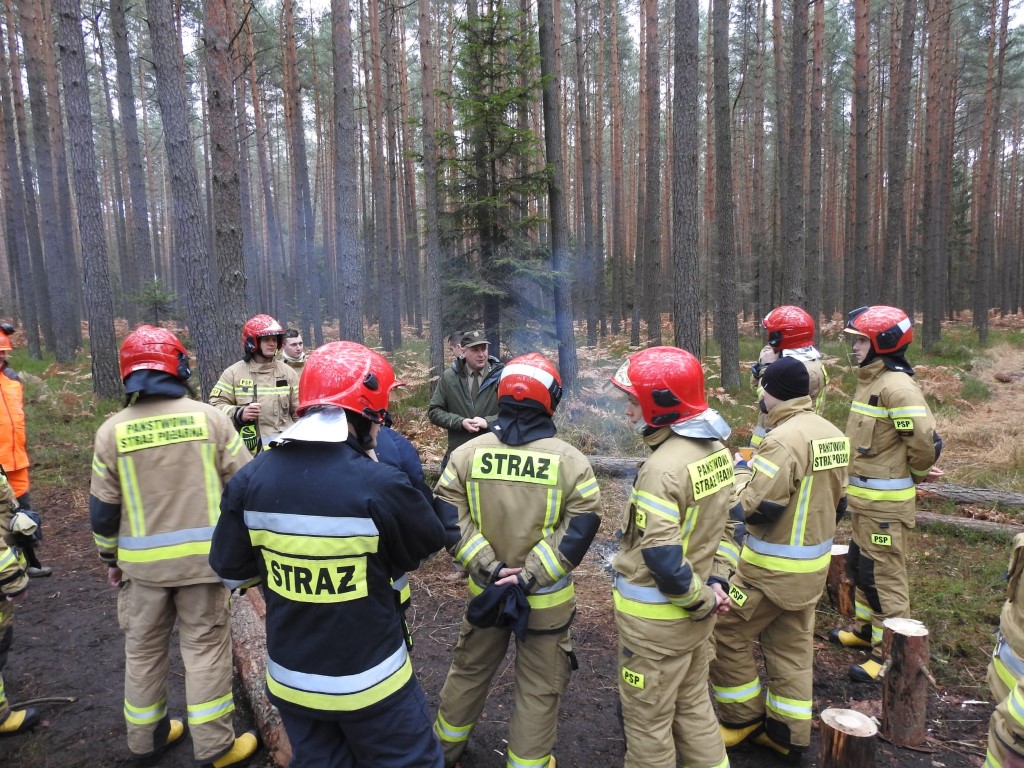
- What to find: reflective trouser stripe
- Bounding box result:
[434,711,473,744]
[712,677,762,704]
[187,692,234,726]
[125,697,167,726]
[855,600,872,622]
[506,748,552,768]
[766,689,812,720]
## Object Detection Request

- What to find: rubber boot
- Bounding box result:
[720,722,763,748]
[0,707,40,736]
[849,654,885,683]
[205,730,259,768]
[753,732,803,764]
[829,625,871,649]
[131,718,187,765]
[23,544,52,578]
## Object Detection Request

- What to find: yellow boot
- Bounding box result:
[205,731,259,768]
[0,707,40,736]
[829,626,872,649]
[753,732,804,764]
[849,654,885,683]
[720,722,763,747]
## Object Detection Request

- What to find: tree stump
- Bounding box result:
[231,590,292,767]
[881,617,931,746]
[818,708,878,767]
[826,544,855,617]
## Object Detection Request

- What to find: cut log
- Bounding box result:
[818,708,878,767]
[230,590,292,767]
[881,618,931,746]
[826,545,855,617]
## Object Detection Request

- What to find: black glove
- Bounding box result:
[932,430,944,461]
[10,509,42,548]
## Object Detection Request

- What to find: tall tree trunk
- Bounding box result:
[641,0,661,344]
[609,0,625,335]
[575,0,597,347]
[55,0,119,397]
[4,4,52,353]
[90,12,134,324]
[0,28,39,356]
[784,0,808,303]
[806,0,825,327]
[383,0,402,350]
[673,0,701,354]
[145,0,220,397]
[110,0,155,291]
[205,0,247,373]
[366,0,393,350]
[17,0,80,361]
[419,0,443,385]
[712,0,739,389]
[851,0,871,307]
[281,0,321,345]
[538,0,578,393]
[333,0,364,342]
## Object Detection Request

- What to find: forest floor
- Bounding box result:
[3,333,1024,767]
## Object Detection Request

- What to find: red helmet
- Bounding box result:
[844,305,913,354]
[609,346,707,428]
[762,305,815,350]
[242,314,285,360]
[498,353,563,415]
[297,341,397,421]
[119,325,191,381]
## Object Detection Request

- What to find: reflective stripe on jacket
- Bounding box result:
[733,397,848,610]
[90,397,250,585]
[845,359,936,521]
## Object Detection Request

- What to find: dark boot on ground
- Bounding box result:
[0,707,40,736]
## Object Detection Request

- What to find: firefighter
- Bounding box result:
[428,329,504,468]
[711,356,849,760]
[985,533,1024,767]
[830,306,941,682]
[607,346,734,768]
[0,469,38,737]
[433,353,601,768]
[281,329,307,371]
[89,326,257,767]
[210,341,447,768]
[0,323,51,577]
[749,306,828,448]
[210,314,298,454]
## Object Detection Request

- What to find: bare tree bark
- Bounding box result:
[145,0,221,397]
[205,0,248,373]
[538,0,578,392]
[333,0,364,342]
[55,0,119,397]
[712,0,739,389]
[850,0,871,307]
[419,0,443,384]
[640,0,661,344]
[673,0,701,354]
[17,0,81,361]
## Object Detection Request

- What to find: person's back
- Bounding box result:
[211,341,446,768]
[90,326,256,768]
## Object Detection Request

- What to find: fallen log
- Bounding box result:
[230,590,292,767]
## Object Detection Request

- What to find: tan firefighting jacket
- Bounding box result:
[991,533,1024,700]
[732,396,849,611]
[750,346,828,447]
[845,358,937,524]
[612,428,735,654]
[436,432,602,632]
[90,397,251,586]
[209,358,298,443]
[0,471,27,613]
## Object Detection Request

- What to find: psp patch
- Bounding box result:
[621,665,645,689]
